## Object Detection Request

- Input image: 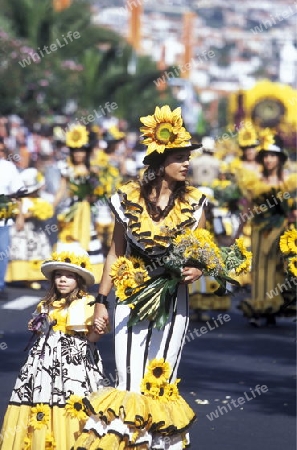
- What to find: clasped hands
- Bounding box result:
[92,267,203,332]
[180,266,203,284]
[93,304,109,335]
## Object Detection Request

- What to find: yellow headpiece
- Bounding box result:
[140,105,202,166]
[237,123,259,149]
[66,125,89,149]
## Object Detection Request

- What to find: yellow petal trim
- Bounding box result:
[115,181,205,254]
[86,387,195,434]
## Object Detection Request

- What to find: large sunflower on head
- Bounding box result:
[66,125,89,148]
[238,123,258,148]
[140,106,191,156]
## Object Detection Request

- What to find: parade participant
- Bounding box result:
[53,125,106,282]
[0,138,24,300]
[6,168,54,288]
[101,125,126,170]
[73,105,207,449]
[0,246,106,450]
[237,123,261,173]
[190,136,220,187]
[238,132,297,326]
[189,137,232,320]
[230,122,262,287]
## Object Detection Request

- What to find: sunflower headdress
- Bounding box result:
[41,247,95,285]
[237,122,259,149]
[256,129,288,163]
[140,105,202,166]
[66,125,90,150]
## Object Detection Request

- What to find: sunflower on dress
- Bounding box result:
[0,248,105,450]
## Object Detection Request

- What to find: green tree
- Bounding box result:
[0,0,175,122]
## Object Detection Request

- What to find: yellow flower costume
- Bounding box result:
[57,125,122,283]
[0,251,104,450]
[73,106,207,449]
[6,196,54,283]
[237,130,297,319]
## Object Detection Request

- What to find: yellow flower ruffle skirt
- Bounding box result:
[72,387,196,449]
[0,404,84,450]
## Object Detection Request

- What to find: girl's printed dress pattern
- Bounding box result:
[0,295,104,450]
[73,181,207,450]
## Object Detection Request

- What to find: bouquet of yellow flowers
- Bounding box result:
[0,194,19,220]
[111,229,252,330]
[27,198,54,220]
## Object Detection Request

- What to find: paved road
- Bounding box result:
[0,285,296,450]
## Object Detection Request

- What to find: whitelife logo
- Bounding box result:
[18,31,80,67]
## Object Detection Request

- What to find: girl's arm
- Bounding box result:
[93,219,127,328]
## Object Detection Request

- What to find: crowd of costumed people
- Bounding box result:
[0,105,296,450]
[0,112,296,325]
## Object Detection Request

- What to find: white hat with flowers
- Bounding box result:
[140,105,202,166]
[20,168,45,194]
[41,244,95,285]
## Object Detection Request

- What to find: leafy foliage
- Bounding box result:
[0,0,176,124]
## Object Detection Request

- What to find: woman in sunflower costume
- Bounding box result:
[53,125,120,282]
[228,122,263,287]
[238,131,297,326]
[5,168,54,288]
[0,246,106,450]
[72,106,208,450]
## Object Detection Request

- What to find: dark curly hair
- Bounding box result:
[140,165,189,222]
